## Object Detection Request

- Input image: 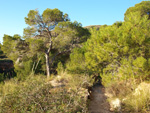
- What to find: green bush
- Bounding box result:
[83,2,150,112]
[56,62,64,75]
[14,60,34,80]
[0,73,4,82]
[66,48,88,74]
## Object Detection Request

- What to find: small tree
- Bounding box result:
[24,9,90,78]
[24,8,69,78]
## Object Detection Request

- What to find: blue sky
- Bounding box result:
[0,0,145,43]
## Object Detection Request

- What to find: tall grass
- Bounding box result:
[122,82,150,113]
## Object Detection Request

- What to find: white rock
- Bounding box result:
[109,98,121,111]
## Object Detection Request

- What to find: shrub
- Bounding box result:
[0,74,90,113]
[0,73,4,82]
[122,82,150,112]
[56,62,64,75]
[66,48,87,74]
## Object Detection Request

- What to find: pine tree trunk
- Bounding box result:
[45,53,50,78]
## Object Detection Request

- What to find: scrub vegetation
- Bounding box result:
[1,1,150,112]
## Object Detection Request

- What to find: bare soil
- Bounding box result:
[88,84,113,113]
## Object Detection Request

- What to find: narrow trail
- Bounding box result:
[88,84,113,113]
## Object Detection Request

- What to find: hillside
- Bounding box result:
[84,25,101,30]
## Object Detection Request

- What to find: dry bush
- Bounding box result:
[122,82,150,113]
[0,74,91,113]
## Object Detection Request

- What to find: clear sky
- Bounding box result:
[0,0,145,43]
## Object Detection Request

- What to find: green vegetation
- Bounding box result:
[24,9,90,78]
[66,1,150,112]
[1,1,150,112]
[85,1,150,112]
[0,40,15,82]
[0,74,93,113]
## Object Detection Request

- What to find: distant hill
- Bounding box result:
[84,25,101,30]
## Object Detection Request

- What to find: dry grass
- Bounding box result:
[0,73,93,113]
[122,82,150,112]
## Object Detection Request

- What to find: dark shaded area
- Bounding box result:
[0,60,16,81]
[0,48,16,81]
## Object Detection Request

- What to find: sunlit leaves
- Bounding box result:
[83,3,150,82]
[43,8,63,25]
[25,10,38,26]
[53,21,90,52]
[23,27,37,39]
[27,38,45,54]
[125,1,150,21]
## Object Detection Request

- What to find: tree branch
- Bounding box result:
[45,28,52,54]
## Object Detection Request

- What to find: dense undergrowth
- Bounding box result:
[0,73,93,113]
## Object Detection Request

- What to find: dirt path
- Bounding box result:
[88,84,113,113]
